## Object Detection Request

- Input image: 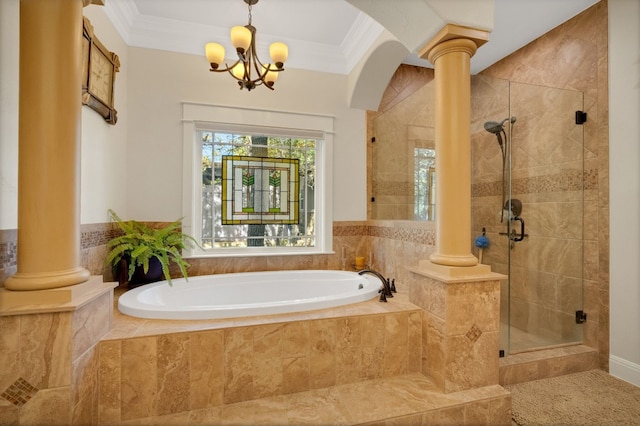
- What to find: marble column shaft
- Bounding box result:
[6,0,90,290]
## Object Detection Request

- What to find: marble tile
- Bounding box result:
[0,315,20,392]
[189,330,224,409]
[308,319,337,389]
[20,312,72,389]
[19,386,71,426]
[98,340,121,424]
[121,337,157,421]
[71,343,98,409]
[72,289,112,360]
[283,355,310,394]
[446,281,500,335]
[444,331,499,393]
[281,321,310,357]
[156,334,190,416]
[223,327,254,404]
[425,313,445,390]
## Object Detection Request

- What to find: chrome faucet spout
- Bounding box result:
[358,269,394,301]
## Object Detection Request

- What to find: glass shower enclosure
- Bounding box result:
[471,76,585,355]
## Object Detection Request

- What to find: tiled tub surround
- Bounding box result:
[98,287,510,425]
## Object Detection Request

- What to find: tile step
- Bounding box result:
[116,373,511,425]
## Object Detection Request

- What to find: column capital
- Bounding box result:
[426,38,478,64]
[419,23,490,62]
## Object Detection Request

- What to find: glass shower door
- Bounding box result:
[506,81,585,354]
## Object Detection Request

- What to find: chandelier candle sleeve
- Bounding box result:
[231,26,251,53]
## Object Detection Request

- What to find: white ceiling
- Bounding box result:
[103,0,600,75]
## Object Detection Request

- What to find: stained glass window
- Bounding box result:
[200,132,316,249]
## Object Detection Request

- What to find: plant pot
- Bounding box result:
[114,256,164,289]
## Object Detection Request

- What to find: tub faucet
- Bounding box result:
[358,269,394,302]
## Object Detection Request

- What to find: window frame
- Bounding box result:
[181,102,334,258]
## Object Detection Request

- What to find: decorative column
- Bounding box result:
[4,0,90,290]
[419,24,489,270]
[408,24,507,397]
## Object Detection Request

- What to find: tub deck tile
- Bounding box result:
[105,288,421,341]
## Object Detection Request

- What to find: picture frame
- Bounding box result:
[82,16,119,124]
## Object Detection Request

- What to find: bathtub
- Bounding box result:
[117,270,383,320]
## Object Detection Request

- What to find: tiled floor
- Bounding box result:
[114,373,510,425]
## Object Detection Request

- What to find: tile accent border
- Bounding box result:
[1,377,39,407]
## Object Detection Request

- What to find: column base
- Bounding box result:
[0,275,116,314]
[4,266,91,291]
[429,252,479,267]
[413,259,507,282]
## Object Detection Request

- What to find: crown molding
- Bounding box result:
[342,12,385,73]
[99,1,376,75]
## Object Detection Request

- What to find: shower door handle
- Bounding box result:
[513,217,525,242]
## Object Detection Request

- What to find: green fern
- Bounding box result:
[106,209,199,285]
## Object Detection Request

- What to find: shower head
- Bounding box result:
[484,121,505,135]
[483,117,516,135]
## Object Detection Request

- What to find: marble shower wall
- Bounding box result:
[368,1,608,366]
[371,82,436,220]
[479,1,608,366]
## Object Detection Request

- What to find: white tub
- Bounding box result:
[117,270,383,320]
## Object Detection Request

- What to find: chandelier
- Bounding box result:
[205,0,288,91]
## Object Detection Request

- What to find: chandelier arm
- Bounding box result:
[208,59,241,74]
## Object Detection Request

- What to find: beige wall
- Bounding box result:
[608,0,640,384]
[0,2,368,228]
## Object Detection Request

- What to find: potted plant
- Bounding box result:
[105,209,197,287]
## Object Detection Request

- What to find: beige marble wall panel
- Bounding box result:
[309,319,338,389]
[71,344,99,424]
[120,337,157,421]
[361,314,385,380]
[19,387,71,426]
[97,339,121,424]
[407,311,422,374]
[444,331,500,393]
[20,312,72,389]
[189,330,224,409]
[252,323,284,398]
[424,312,445,390]
[0,315,20,392]
[0,403,18,425]
[446,281,500,335]
[72,290,112,360]
[223,327,254,404]
[156,333,191,416]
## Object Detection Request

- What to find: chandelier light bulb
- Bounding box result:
[230,26,251,53]
[263,65,279,86]
[205,42,225,68]
[231,62,246,80]
[269,42,288,68]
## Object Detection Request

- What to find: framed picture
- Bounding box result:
[82,16,119,124]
